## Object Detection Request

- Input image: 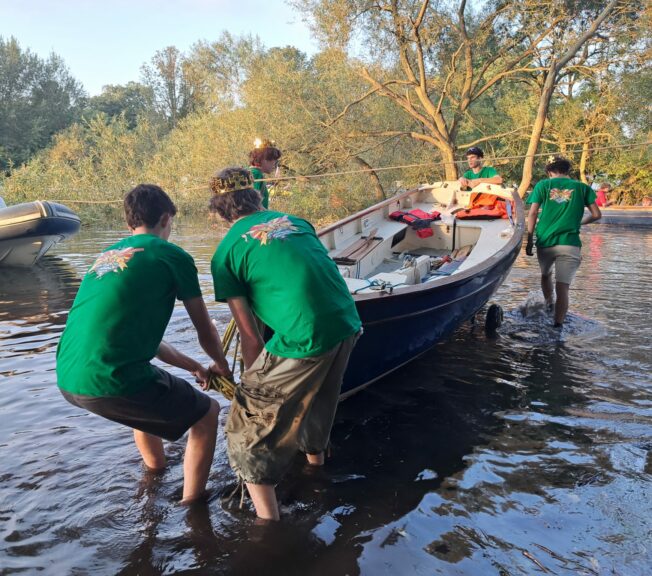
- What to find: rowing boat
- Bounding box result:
[317,182,525,397]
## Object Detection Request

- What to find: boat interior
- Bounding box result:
[319,182,518,295]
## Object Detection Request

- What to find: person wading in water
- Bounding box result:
[525,156,602,328]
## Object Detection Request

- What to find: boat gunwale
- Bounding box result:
[317,184,525,303]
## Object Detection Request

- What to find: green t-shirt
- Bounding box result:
[526,177,596,248]
[211,211,361,358]
[56,234,202,397]
[462,166,498,180]
[249,166,269,209]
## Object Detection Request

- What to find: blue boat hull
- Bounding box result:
[341,233,521,397]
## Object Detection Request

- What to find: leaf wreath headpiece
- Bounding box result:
[210,170,254,195]
[253,137,277,149]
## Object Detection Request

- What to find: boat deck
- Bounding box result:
[325,195,516,295]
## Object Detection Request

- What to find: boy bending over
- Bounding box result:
[56,184,231,503]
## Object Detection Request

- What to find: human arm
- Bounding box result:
[156,340,208,384]
[581,203,601,225]
[467,174,503,188]
[525,202,540,255]
[183,296,232,379]
[227,296,265,369]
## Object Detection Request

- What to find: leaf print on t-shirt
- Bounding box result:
[241,215,299,245]
[550,188,573,203]
[90,247,144,278]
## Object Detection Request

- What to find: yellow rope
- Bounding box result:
[206,373,236,401]
[221,318,237,353]
[206,318,240,401]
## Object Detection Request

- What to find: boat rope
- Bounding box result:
[39,139,650,204]
[205,318,239,401]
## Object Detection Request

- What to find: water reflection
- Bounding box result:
[0,257,80,325]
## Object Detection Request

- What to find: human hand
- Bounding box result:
[458,177,469,188]
[209,360,233,382]
[191,364,210,388]
[525,233,534,256]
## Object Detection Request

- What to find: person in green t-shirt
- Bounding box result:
[248,140,282,209]
[209,167,361,521]
[458,147,503,189]
[525,157,601,328]
[56,184,232,503]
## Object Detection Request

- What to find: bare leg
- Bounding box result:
[134,430,166,470]
[554,282,570,326]
[182,399,220,503]
[246,483,280,521]
[541,274,554,309]
[306,452,324,466]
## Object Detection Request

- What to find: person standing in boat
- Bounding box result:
[458,147,503,189]
[208,167,361,521]
[525,156,602,328]
[56,184,232,504]
[249,139,282,209]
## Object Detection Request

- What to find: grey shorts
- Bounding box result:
[225,332,360,485]
[537,245,582,284]
[60,366,211,442]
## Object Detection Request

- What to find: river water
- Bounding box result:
[1,221,650,575]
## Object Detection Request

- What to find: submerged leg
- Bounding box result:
[246,483,280,521]
[182,398,220,503]
[541,274,554,308]
[554,282,570,326]
[134,430,166,470]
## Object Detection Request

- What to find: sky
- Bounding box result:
[1,0,318,96]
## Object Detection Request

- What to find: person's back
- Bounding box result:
[208,167,361,521]
[57,234,200,396]
[56,183,230,504]
[211,210,359,358]
[529,176,593,249]
[525,157,601,328]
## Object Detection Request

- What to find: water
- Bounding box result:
[1,221,651,575]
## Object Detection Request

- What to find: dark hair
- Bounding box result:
[124,184,177,228]
[466,147,484,158]
[545,156,571,175]
[249,146,282,167]
[209,167,262,223]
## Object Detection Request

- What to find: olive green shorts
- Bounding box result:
[536,245,582,284]
[225,332,360,485]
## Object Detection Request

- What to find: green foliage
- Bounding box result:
[1,7,650,220]
[84,82,159,128]
[0,36,86,172]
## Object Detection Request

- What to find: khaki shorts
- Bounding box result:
[536,245,582,284]
[225,332,360,485]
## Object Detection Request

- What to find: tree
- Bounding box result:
[141,46,194,128]
[518,0,623,195]
[84,82,158,128]
[295,0,635,186]
[0,36,86,172]
[183,32,263,112]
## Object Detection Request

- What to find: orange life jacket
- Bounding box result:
[456,193,509,220]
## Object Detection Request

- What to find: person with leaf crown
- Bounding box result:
[249,138,282,209]
[208,167,361,521]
